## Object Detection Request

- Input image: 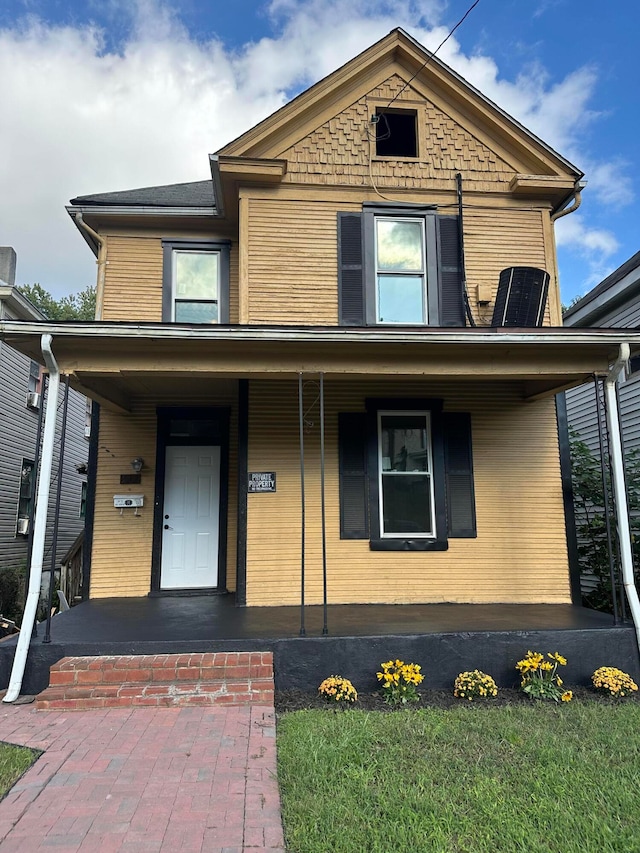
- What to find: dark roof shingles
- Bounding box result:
[69,180,214,208]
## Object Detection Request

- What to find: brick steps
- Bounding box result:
[36,652,274,710]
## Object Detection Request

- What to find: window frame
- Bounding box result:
[366,398,448,551]
[363,206,440,326]
[374,108,419,159]
[161,240,230,324]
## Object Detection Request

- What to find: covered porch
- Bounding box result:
[0,597,636,695]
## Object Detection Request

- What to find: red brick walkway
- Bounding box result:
[0,703,285,851]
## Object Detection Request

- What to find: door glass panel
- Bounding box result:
[376,219,423,271]
[377,275,424,324]
[169,419,217,439]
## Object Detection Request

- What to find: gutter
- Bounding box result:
[3,320,640,348]
[208,155,226,219]
[3,335,61,702]
[604,343,640,653]
[74,214,106,321]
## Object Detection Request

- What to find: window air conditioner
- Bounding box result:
[26,391,40,410]
[16,517,29,536]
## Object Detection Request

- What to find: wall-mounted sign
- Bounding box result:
[248,472,276,493]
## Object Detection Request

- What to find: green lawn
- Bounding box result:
[0,742,39,800]
[277,703,640,853]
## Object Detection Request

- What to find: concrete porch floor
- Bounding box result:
[0,597,637,695]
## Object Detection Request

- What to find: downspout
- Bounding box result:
[4,335,61,702]
[551,181,583,222]
[604,343,640,652]
[75,213,106,321]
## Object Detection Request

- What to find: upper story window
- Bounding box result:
[375,218,427,324]
[337,207,464,328]
[375,108,418,158]
[162,240,230,324]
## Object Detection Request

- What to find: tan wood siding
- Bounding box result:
[101,234,240,324]
[245,198,553,327]
[90,384,239,598]
[102,236,163,321]
[463,207,552,325]
[246,198,355,325]
[245,378,569,606]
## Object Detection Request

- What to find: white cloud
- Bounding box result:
[0,0,631,297]
[554,214,620,295]
[554,214,619,257]
[583,159,634,208]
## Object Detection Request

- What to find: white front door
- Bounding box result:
[161,445,220,589]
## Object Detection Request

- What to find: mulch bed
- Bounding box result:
[275,686,639,714]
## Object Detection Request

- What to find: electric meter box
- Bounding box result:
[113,495,144,508]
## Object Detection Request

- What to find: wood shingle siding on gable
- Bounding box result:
[280,75,514,191]
[245,378,569,607]
[89,384,239,599]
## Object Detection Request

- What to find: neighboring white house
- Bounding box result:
[0,246,89,585]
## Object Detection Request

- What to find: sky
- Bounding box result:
[0,0,637,305]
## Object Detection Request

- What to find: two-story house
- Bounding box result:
[2,30,639,667]
[0,247,88,601]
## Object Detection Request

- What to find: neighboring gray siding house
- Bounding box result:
[564,251,640,455]
[0,247,89,582]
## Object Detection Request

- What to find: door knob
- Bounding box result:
[164,524,172,530]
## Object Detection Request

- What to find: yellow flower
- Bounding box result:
[561,691,573,702]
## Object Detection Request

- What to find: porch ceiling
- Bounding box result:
[2,321,639,412]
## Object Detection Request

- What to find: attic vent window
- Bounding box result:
[375,109,417,158]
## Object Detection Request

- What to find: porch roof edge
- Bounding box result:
[2,320,640,350]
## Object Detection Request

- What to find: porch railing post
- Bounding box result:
[320,372,328,635]
[298,373,306,636]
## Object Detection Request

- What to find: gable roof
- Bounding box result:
[70,180,215,210]
[564,251,640,327]
[218,27,582,180]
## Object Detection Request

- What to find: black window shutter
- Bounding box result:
[338,412,369,539]
[338,213,365,326]
[437,216,465,327]
[443,412,477,537]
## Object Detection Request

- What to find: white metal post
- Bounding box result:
[3,335,60,702]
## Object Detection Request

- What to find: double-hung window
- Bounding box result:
[375,218,428,324]
[162,240,230,324]
[378,412,435,537]
[338,400,477,550]
[338,206,463,327]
